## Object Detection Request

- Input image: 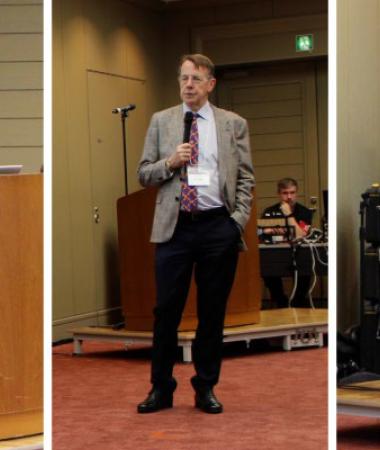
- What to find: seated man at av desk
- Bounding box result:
[261,177,313,308]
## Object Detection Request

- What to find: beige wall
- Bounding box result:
[0,0,43,172]
[337,0,380,330]
[53,0,164,337]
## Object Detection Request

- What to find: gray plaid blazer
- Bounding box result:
[137,104,255,250]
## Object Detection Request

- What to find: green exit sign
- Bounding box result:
[295,34,314,52]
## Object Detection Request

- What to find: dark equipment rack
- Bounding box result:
[359,184,380,373]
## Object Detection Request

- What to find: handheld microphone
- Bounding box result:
[112,104,136,114]
[183,111,193,143]
[180,111,194,178]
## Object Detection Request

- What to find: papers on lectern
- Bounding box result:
[0,165,23,174]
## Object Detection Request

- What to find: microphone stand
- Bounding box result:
[119,109,131,195]
[112,106,134,330]
[112,104,136,195]
[113,104,136,194]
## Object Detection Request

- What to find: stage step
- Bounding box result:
[71,308,327,362]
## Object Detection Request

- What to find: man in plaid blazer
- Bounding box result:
[137,53,255,414]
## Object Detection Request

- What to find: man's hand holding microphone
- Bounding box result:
[166,143,192,170]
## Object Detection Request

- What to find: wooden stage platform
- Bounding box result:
[0,410,43,449]
[72,308,327,362]
[0,435,43,450]
[338,380,380,418]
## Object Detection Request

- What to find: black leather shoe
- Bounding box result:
[194,389,223,414]
[137,389,173,414]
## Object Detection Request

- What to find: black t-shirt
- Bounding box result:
[261,202,313,225]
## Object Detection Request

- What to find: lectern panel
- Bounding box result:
[117,188,261,331]
[0,174,43,438]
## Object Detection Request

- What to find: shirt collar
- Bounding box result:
[182,101,212,120]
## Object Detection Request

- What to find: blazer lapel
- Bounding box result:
[212,105,230,189]
[170,105,184,148]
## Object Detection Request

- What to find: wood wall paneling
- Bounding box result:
[0,0,42,4]
[255,164,304,182]
[213,1,273,24]
[315,58,328,301]
[0,148,43,172]
[0,119,42,147]
[252,116,303,134]
[253,148,303,166]
[192,15,327,65]
[301,64,320,224]
[203,29,325,66]
[194,13,327,39]
[0,91,42,118]
[0,35,42,61]
[83,0,128,76]
[251,132,303,151]
[124,4,163,81]
[273,0,327,17]
[52,0,76,321]
[0,5,42,32]
[0,3,43,174]
[316,59,328,194]
[162,0,327,17]
[57,0,97,318]
[232,82,301,103]
[237,99,302,120]
[0,62,42,90]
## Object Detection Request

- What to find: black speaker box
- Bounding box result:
[364,250,380,301]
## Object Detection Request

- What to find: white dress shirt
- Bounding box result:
[183,102,224,210]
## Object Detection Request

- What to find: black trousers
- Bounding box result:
[263,275,311,308]
[151,208,240,392]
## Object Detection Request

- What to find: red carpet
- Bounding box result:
[338,415,380,449]
[53,342,327,450]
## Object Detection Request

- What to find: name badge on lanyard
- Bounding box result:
[187,166,210,186]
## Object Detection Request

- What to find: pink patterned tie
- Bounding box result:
[180,114,199,211]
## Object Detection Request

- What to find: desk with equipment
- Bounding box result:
[258,215,328,308]
[259,242,328,278]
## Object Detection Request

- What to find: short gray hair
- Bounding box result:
[178,54,215,78]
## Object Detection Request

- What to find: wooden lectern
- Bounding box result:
[117,188,261,331]
[0,175,43,440]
